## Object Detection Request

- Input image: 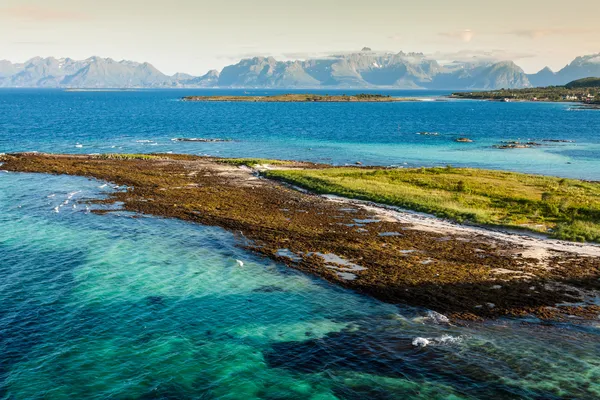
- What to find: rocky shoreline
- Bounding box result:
[1,153,599,322]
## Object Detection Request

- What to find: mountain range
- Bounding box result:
[1,50,599,90]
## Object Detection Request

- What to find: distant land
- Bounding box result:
[182,93,417,102]
[451,77,600,106]
[2,50,600,90]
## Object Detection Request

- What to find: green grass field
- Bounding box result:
[264,166,600,242]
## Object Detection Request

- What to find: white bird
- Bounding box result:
[236,259,244,267]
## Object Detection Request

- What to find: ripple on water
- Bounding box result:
[1,172,600,399]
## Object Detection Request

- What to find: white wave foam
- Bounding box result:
[412,337,430,347]
[436,334,464,345]
[412,334,463,348]
[424,310,450,324]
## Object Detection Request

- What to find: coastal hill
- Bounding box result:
[1,51,600,89]
[565,77,600,89]
[452,77,600,104]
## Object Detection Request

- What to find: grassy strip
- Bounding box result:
[95,154,287,166]
[95,153,161,160]
[264,166,600,242]
[215,158,295,167]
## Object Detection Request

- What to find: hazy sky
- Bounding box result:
[1,0,599,75]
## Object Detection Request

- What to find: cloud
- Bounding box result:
[431,49,537,65]
[217,49,375,63]
[505,28,597,39]
[439,29,475,43]
[0,6,88,21]
[216,52,270,62]
[281,51,348,60]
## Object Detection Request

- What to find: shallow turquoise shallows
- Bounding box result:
[1,171,599,399]
[1,89,600,399]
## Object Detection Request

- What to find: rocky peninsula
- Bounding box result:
[1,153,598,322]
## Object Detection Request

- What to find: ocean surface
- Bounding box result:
[1,88,599,179]
[1,89,600,399]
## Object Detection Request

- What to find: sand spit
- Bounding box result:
[322,195,600,259]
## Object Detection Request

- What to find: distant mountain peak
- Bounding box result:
[2,52,600,89]
[527,65,557,87]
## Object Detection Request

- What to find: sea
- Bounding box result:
[0,89,599,399]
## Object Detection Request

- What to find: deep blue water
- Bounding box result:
[1,89,600,399]
[1,88,599,179]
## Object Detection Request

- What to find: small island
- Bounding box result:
[451,77,600,106]
[182,93,415,102]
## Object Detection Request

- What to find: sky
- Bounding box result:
[1,0,599,75]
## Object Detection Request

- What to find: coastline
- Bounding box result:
[450,96,600,109]
[448,95,577,104]
[2,152,599,322]
[320,195,600,257]
[181,94,420,102]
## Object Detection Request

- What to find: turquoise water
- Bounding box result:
[1,89,599,179]
[1,170,600,399]
[1,90,600,398]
